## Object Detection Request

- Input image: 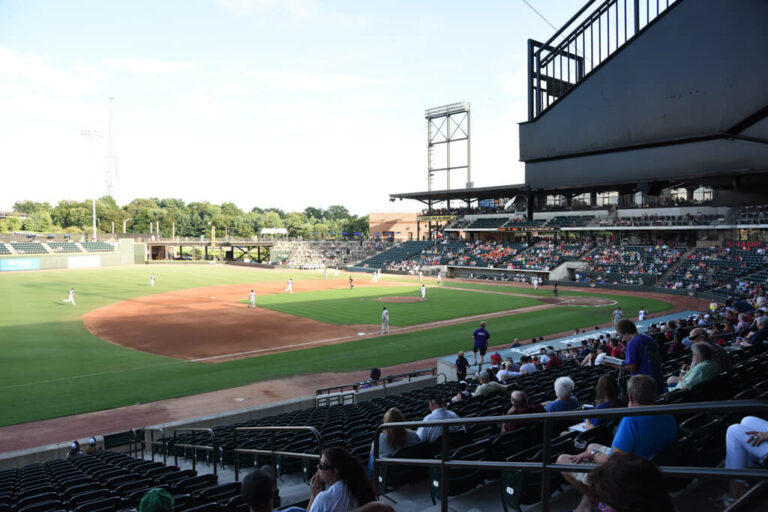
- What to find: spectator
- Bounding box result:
[545,350,562,369]
[139,488,174,512]
[585,374,623,429]
[545,376,579,412]
[608,338,624,359]
[501,391,545,432]
[741,316,768,345]
[518,355,539,375]
[454,351,470,381]
[368,408,421,478]
[66,441,82,458]
[720,416,768,505]
[496,362,516,383]
[589,452,674,512]
[451,381,472,403]
[689,328,732,371]
[308,447,376,512]
[617,319,665,396]
[84,437,100,455]
[555,375,677,512]
[416,394,461,443]
[666,342,720,391]
[473,370,514,397]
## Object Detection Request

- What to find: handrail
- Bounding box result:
[528,0,679,119]
[232,426,323,482]
[142,428,167,465]
[173,428,218,476]
[315,367,437,396]
[373,400,768,512]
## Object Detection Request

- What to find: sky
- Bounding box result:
[0,0,579,216]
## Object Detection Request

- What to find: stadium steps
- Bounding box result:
[657,246,692,283]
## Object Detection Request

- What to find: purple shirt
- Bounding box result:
[624,334,664,395]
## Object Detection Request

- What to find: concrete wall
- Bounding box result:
[521,0,768,188]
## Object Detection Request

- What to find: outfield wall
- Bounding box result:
[0,239,143,272]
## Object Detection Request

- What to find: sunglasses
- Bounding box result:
[317,462,333,470]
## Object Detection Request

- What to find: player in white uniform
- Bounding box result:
[334,268,339,277]
[248,289,256,308]
[284,278,293,294]
[437,271,442,285]
[638,307,648,321]
[532,276,539,290]
[420,284,426,302]
[63,287,76,306]
[381,306,390,334]
[324,268,328,280]
[418,270,423,283]
[149,274,155,287]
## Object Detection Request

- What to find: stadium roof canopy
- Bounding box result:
[389,184,527,205]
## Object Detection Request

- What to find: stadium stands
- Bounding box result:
[0,243,10,255]
[48,242,84,253]
[80,242,115,252]
[357,241,433,270]
[10,242,48,254]
[663,247,768,292]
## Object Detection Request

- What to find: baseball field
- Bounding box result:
[0,264,672,427]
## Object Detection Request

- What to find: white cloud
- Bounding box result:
[246,70,381,93]
[217,0,314,17]
[104,57,200,76]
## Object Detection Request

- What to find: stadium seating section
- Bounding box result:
[358,241,433,269]
[663,247,768,292]
[0,243,10,255]
[80,242,115,252]
[48,242,84,253]
[10,242,48,254]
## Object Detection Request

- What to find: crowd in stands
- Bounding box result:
[506,241,593,271]
[663,246,768,292]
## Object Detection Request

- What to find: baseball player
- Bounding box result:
[334,268,339,277]
[420,284,426,302]
[418,269,423,283]
[149,274,155,287]
[284,278,293,294]
[532,276,538,290]
[63,287,76,306]
[248,289,256,308]
[381,306,390,334]
[324,268,328,280]
[349,276,355,289]
[436,271,442,285]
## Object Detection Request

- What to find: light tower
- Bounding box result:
[425,102,471,193]
[105,97,118,200]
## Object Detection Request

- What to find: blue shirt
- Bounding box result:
[624,334,664,395]
[611,414,677,459]
[472,328,490,347]
[545,397,579,413]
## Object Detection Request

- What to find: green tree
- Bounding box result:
[23,211,54,232]
[13,200,52,214]
[0,216,23,233]
[326,205,350,220]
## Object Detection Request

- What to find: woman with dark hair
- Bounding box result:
[589,452,674,512]
[367,408,421,477]
[309,446,376,512]
[66,440,82,458]
[585,374,622,429]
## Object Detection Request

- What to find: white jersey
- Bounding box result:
[639,309,647,321]
[421,285,426,300]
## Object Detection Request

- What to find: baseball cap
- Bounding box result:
[139,488,173,512]
[479,370,490,380]
[89,438,96,445]
[242,466,276,510]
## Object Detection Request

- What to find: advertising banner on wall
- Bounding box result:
[67,256,102,269]
[0,258,40,272]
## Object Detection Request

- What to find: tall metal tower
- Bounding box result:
[105,97,118,199]
[425,102,471,192]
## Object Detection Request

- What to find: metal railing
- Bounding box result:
[142,428,168,465]
[373,400,768,512]
[232,426,323,482]
[315,368,437,397]
[529,0,680,119]
[173,428,218,476]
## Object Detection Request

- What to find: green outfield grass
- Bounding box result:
[0,265,672,426]
[249,286,541,326]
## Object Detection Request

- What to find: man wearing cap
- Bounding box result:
[380,307,389,335]
[473,371,514,398]
[84,437,100,455]
[139,488,174,512]
[471,321,491,371]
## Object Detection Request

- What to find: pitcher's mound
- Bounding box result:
[539,296,615,306]
[379,296,421,303]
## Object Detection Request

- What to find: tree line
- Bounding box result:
[1,198,369,239]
